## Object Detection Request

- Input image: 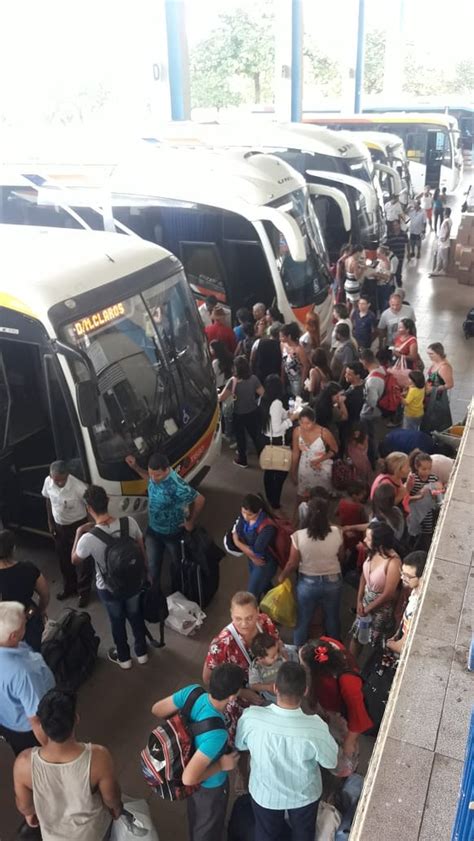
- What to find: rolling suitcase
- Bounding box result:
[171,528,222,609]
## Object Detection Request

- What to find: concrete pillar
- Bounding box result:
[164,0,190,120]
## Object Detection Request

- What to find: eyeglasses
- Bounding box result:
[401,571,418,580]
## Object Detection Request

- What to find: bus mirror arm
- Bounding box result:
[51,340,100,428]
[51,340,98,387]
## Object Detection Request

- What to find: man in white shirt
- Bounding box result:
[377,291,416,347]
[418,187,433,231]
[407,201,426,259]
[235,662,338,841]
[430,208,453,276]
[384,195,404,224]
[41,461,91,607]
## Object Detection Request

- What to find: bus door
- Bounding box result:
[426,131,444,189]
[0,309,86,532]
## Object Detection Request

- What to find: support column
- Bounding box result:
[354,0,366,113]
[164,0,190,121]
[290,0,303,122]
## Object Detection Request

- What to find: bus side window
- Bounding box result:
[179,242,228,303]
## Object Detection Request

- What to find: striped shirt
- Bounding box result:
[410,473,438,532]
[234,703,338,809]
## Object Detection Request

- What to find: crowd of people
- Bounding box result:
[0,187,461,841]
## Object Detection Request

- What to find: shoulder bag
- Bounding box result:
[259,410,292,472]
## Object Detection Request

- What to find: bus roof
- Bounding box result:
[346,131,406,155]
[153,121,370,162]
[108,143,306,211]
[0,224,174,326]
[305,112,460,130]
[304,111,458,131]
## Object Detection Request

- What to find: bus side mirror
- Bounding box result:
[76,381,100,427]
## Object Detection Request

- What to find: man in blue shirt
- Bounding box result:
[151,663,244,841]
[125,452,205,586]
[235,662,338,841]
[0,602,55,756]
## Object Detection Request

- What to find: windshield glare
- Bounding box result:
[61,271,214,465]
[268,188,331,308]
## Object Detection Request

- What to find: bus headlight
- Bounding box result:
[120,497,130,511]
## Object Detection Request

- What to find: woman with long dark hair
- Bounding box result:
[280,322,309,397]
[224,493,277,598]
[300,638,373,764]
[209,339,234,388]
[218,356,264,468]
[279,496,343,644]
[260,374,295,509]
[349,522,401,657]
[305,348,332,401]
[291,406,338,498]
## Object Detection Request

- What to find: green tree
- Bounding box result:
[449,59,474,94]
[304,40,342,98]
[363,30,386,95]
[190,5,275,110]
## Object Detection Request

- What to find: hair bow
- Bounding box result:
[314,646,329,663]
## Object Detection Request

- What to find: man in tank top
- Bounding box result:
[13,688,122,841]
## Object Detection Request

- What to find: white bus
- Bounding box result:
[0,146,334,339]
[149,122,395,262]
[304,113,463,193]
[0,225,220,532]
[348,130,413,202]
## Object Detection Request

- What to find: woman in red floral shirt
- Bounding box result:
[202,590,279,740]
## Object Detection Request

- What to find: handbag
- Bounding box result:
[259,413,292,472]
[387,354,411,388]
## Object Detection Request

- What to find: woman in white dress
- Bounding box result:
[291,407,338,501]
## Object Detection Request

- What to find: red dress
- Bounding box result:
[310,637,373,734]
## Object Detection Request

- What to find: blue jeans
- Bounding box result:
[252,796,320,841]
[248,558,277,600]
[98,588,147,662]
[403,414,422,430]
[293,573,343,646]
[145,527,182,586]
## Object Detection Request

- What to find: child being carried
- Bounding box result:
[248,632,298,702]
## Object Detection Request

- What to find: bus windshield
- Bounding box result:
[266,188,331,308]
[60,270,214,467]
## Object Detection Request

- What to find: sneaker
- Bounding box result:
[107,648,132,670]
[137,653,149,665]
[233,457,248,468]
[228,440,238,449]
[77,594,89,609]
[56,589,76,601]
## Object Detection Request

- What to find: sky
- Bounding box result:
[0,0,472,132]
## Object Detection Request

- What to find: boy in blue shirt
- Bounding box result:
[151,663,244,841]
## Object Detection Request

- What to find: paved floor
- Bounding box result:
[0,221,473,840]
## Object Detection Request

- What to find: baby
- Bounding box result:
[248,632,298,702]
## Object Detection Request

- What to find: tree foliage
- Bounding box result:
[304,40,342,98]
[363,30,386,95]
[190,5,275,109]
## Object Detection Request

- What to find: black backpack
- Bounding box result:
[93,518,146,597]
[41,609,99,690]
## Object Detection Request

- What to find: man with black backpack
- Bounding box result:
[148,664,244,841]
[71,486,148,670]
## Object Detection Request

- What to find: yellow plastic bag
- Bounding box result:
[260,578,297,628]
